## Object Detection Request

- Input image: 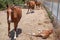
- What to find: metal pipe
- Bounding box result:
[51,0,53,13]
[57,0,59,23]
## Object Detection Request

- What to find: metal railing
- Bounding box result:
[42,0,60,27]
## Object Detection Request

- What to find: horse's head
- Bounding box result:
[6,4,13,22]
[7,4,16,22]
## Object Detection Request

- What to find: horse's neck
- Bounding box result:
[7,7,11,11]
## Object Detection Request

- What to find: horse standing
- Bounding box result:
[26,1,36,14]
[35,0,42,9]
[6,4,22,39]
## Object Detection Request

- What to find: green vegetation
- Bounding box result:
[43,4,54,23]
[47,11,54,23]
[0,0,24,10]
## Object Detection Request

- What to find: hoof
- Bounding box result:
[14,36,16,40]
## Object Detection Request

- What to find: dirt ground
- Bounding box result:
[0,7,57,40]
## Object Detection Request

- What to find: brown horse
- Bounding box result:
[6,4,22,39]
[26,1,36,14]
[35,1,42,9]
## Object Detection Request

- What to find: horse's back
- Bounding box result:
[14,6,22,16]
[29,1,35,6]
[13,6,22,21]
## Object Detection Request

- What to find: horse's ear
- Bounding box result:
[6,4,9,8]
[6,4,8,8]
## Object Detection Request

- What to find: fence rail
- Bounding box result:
[42,0,60,27]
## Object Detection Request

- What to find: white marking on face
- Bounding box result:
[9,15,11,22]
[8,9,12,22]
[8,9,12,12]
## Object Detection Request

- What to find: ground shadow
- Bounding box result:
[26,11,34,14]
[9,28,22,40]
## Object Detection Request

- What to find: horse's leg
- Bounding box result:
[31,7,34,13]
[39,4,41,9]
[8,22,10,36]
[34,4,36,9]
[27,7,29,14]
[30,8,32,12]
[38,5,40,10]
[14,22,18,39]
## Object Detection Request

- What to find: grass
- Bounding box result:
[43,4,54,23]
